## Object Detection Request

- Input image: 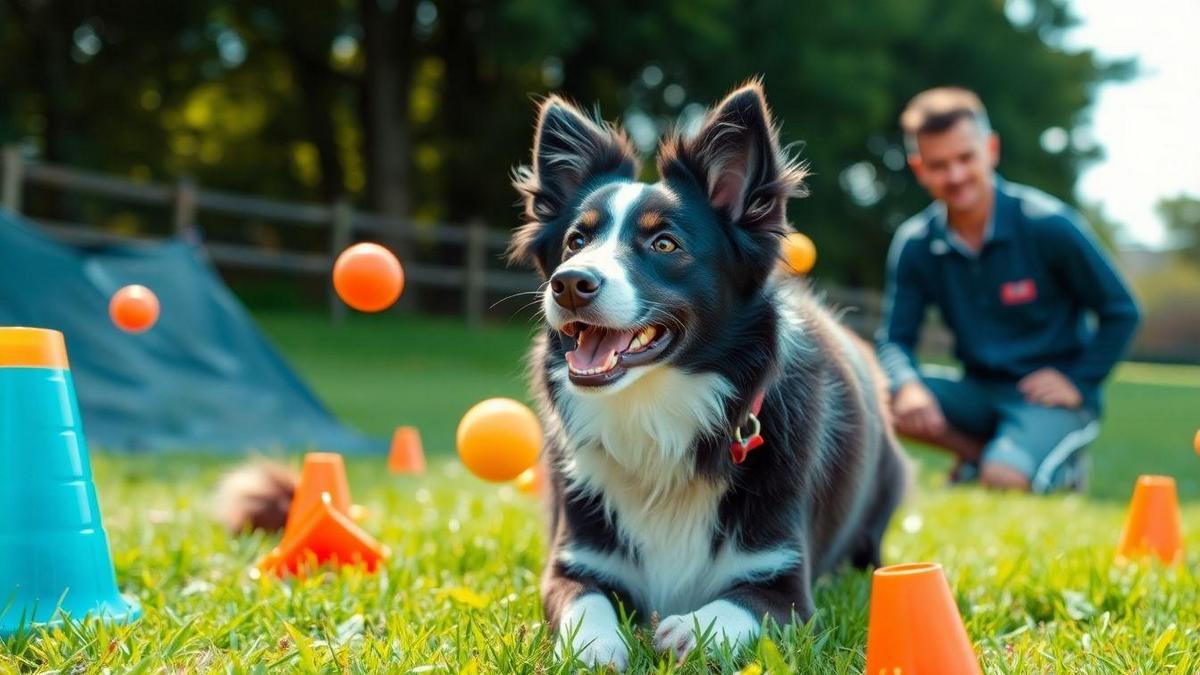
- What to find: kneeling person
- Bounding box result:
[876,87,1141,492]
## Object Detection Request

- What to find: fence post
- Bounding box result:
[464,219,487,328]
[1,146,24,213]
[172,176,197,239]
[329,198,353,324]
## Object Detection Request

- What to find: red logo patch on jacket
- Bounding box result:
[1000,278,1038,305]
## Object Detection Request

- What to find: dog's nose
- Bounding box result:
[550,268,603,309]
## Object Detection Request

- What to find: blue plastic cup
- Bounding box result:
[0,327,140,637]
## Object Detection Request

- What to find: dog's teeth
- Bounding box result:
[628,326,655,353]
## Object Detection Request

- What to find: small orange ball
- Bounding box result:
[456,398,542,482]
[333,243,404,312]
[109,285,160,333]
[514,464,545,496]
[780,231,817,275]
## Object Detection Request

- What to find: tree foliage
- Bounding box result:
[1157,194,1200,266]
[0,0,1125,288]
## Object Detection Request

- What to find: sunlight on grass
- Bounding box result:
[3,314,1198,672]
[1,456,1198,673]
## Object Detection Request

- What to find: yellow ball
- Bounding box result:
[780,231,817,275]
[456,398,542,482]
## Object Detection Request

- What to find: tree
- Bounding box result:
[1158,194,1200,266]
[0,0,1127,295]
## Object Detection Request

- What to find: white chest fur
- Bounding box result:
[554,366,798,616]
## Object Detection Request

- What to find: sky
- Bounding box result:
[1063,0,1200,249]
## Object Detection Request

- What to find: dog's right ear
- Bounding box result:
[510,96,638,274]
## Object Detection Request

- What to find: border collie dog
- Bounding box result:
[507,82,908,669]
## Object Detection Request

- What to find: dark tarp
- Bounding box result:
[0,210,384,453]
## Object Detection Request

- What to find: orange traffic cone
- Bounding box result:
[864,562,982,675]
[389,426,426,474]
[283,452,353,538]
[258,492,387,577]
[1116,475,1184,566]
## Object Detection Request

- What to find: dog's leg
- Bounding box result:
[544,570,630,671]
[654,566,814,660]
[850,436,909,570]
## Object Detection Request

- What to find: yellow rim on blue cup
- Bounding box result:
[0,327,70,369]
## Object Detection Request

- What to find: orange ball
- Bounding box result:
[780,231,817,275]
[456,398,542,482]
[514,464,545,496]
[109,285,160,333]
[333,243,404,312]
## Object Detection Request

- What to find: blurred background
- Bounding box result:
[0,0,1197,461]
[2,0,1198,347]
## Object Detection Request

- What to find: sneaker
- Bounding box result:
[948,459,980,485]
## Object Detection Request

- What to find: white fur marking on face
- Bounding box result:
[542,182,646,331]
[556,593,629,671]
[654,599,760,659]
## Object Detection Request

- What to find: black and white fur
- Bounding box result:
[509,82,908,670]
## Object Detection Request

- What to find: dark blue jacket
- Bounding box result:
[875,177,1141,413]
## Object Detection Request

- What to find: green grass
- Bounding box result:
[3,311,1200,673]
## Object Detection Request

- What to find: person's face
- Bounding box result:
[908,117,999,214]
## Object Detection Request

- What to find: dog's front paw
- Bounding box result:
[556,594,630,671]
[654,600,759,660]
[558,630,629,671]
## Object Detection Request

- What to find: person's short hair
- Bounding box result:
[900,87,991,154]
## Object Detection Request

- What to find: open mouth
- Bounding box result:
[559,322,675,386]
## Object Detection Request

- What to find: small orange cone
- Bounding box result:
[1116,475,1184,565]
[1193,428,1199,456]
[283,453,353,538]
[389,426,426,474]
[259,492,387,577]
[864,562,982,675]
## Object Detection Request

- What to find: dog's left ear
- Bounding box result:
[658,81,807,234]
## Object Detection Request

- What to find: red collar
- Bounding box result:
[729,390,766,464]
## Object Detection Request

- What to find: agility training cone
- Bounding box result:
[283,452,353,538]
[864,562,981,675]
[258,492,387,578]
[1116,475,1184,566]
[1193,428,1199,456]
[0,327,141,636]
[389,426,426,474]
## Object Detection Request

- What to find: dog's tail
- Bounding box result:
[212,460,297,534]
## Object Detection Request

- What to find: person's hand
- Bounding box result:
[1017,368,1082,409]
[892,381,947,439]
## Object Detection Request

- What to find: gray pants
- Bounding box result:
[921,367,1099,493]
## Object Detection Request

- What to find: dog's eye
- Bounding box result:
[565,233,587,252]
[651,235,678,253]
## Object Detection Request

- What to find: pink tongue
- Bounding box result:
[567,328,637,370]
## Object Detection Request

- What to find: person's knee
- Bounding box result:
[893,415,926,440]
[980,461,1031,491]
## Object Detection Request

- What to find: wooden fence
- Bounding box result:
[0,146,536,326]
[0,147,908,343]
